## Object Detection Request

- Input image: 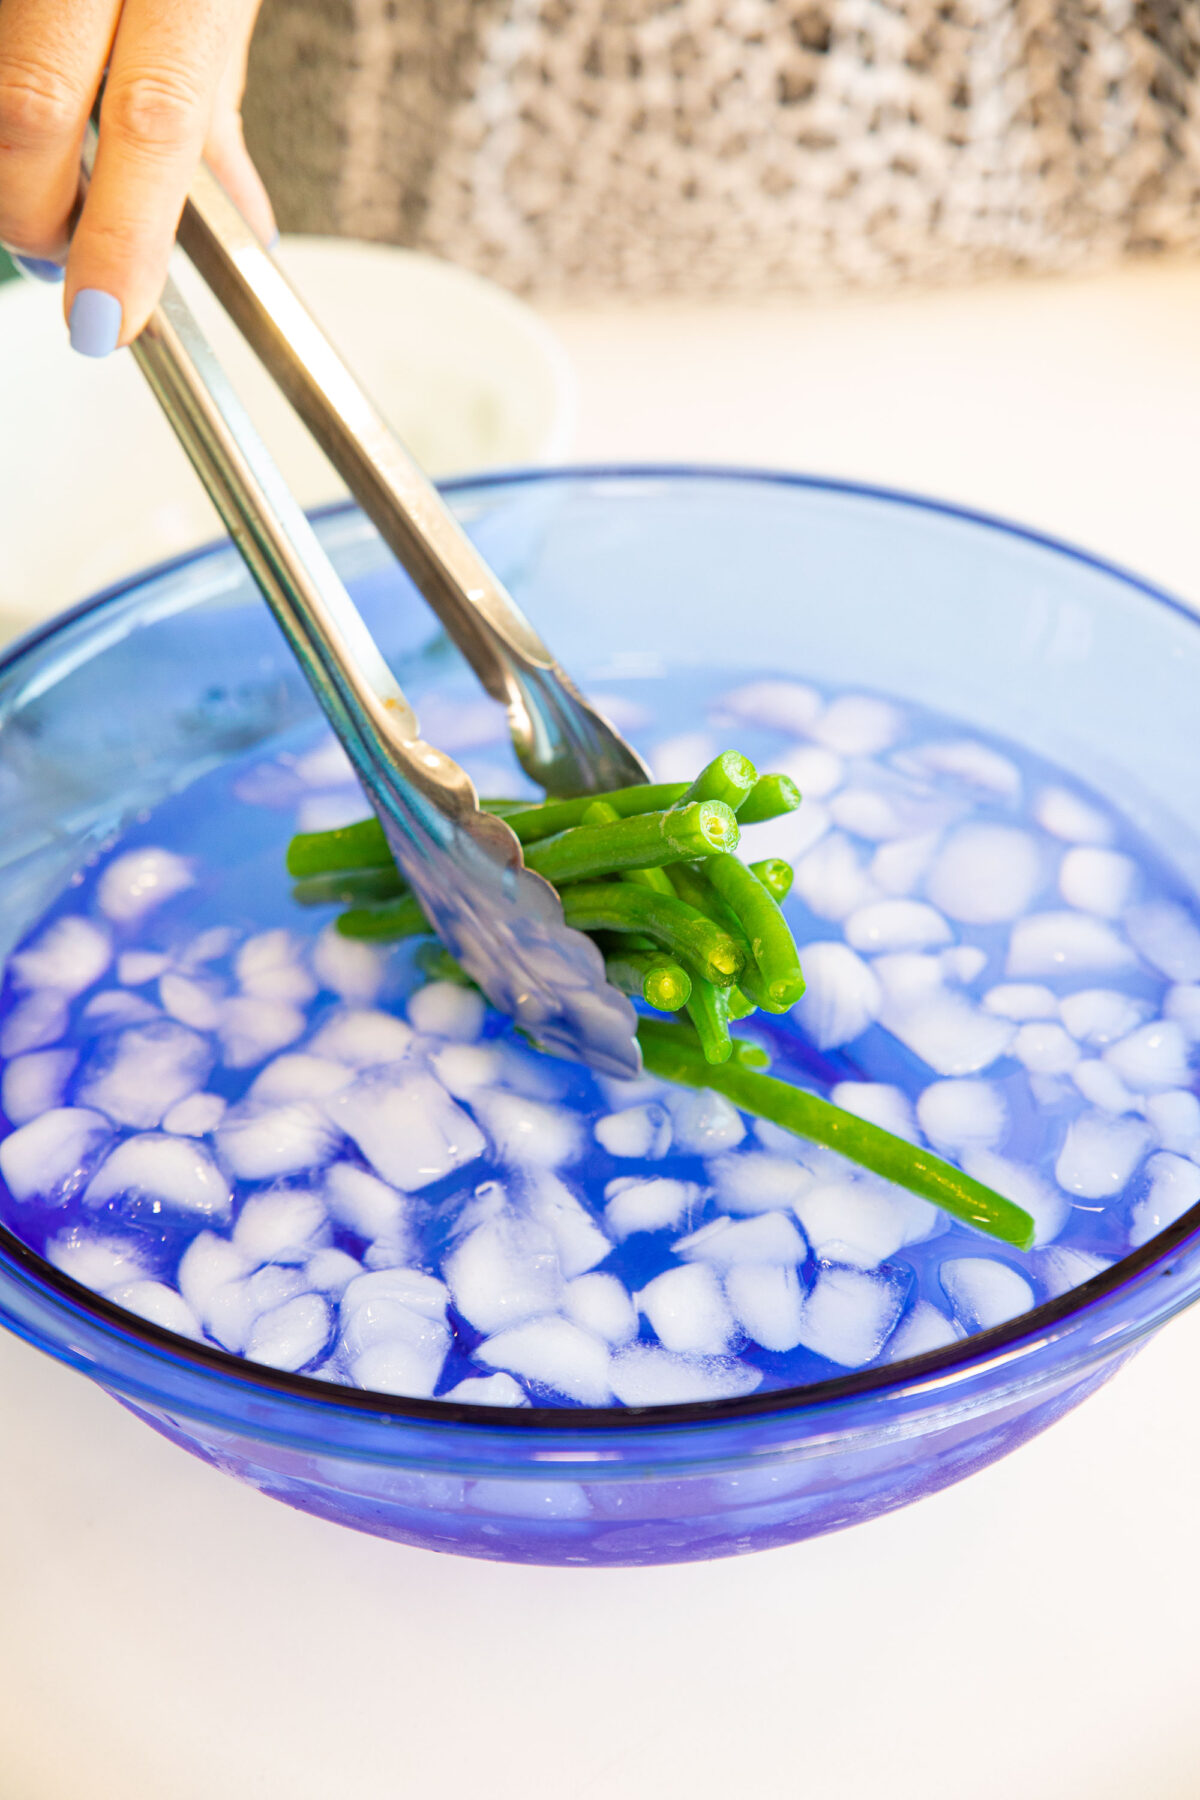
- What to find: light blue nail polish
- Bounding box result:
[69,288,123,358]
[11,253,65,284]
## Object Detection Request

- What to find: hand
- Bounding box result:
[0,0,274,355]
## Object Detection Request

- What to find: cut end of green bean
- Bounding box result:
[605,949,692,1012]
[681,750,758,812]
[738,773,803,825]
[749,858,794,903]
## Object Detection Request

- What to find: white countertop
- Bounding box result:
[3,258,1200,1799]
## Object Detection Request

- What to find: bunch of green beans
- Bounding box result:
[285,748,1031,1249]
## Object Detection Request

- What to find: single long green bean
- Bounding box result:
[638,1019,1035,1249]
[605,949,692,1011]
[677,751,757,812]
[288,816,392,877]
[705,852,806,1008]
[560,883,743,987]
[335,894,429,940]
[292,866,406,907]
[749,858,794,903]
[502,782,689,844]
[685,979,733,1063]
[525,801,738,886]
[738,773,802,825]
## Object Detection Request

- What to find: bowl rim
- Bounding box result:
[3,460,1200,1434]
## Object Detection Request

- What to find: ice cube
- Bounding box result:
[294,736,356,787]
[340,1270,451,1395]
[232,1187,330,1264]
[940,1256,1035,1331]
[311,926,387,1004]
[307,1015,415,1065]
[1034,787,1112,845]
[1058,848,1136,918]
[1059,988,1147,1046]
[794,1264,907,1366]
[635,1264,735,1355]
[86,1134,233,1220]
[1129,1151,1200,1248]
[793,1178,937,1268]
[896,739,1020,800]
[407,980,485,1042]
[79,991,160,1032]
[443,1372,530,1406]
[245,1292,331,1371]
[869,833,941,897]
[472,1090,581,1169]
[430,1042,502,1098]
[324,1162,410,1241]
[1038,1246,1113,1299]
[844,900,952,953]
[740,799,831,863]
[608,1344,763,1406]
[720,679,823,734]
[161,1092,225,1139]
[158,973,224,1031]
[939,946,987,985]
[476,1316,613,1404]
[1007,912,1135,979]
[706,1149,815,1212]
[651,731,719,782]
[562,1272,638,1345]
[96,848,194,924]
[666,1088,746,1156]
[0,1107,112,1203]
[1013,1022,1082,1076]
[795,942,882,1049]
[235,931,317,1006]
[828,1082,919,1143]
[813,694,903,755]
[982,983,1058,1022]
[47,1228,151,1292]
[604,1176,702,1239]
[1164,985,1200,1043]
[118,951,169,987]
[0,990,69,1057]
[724,1262,806,1351]
[880,983,1015,1077]
[217,1101,337,1181]
[1055,1112,1151,1198]
[106,1280,203,1340]
[177,927,237,971]
[676,1210,807,1268]
[1143,1089,1200,1155]
[829,787,910,841]
[295,790,369,834]
[219,997,307,1069]
[1071,1059,1139,1115]
[304,1247,363,1296]
[1125,902,1200,982]
[960,1147,1069,1246]
[177,1231,252,1317]
[11,916,111,996]
[777,743,843,798]
[926,826,1042,924]
[1,1047,76,1125]
[872,953,944,1007]
[348,1330,449,1398]
[1103,1021,1190,1093]
[523,1172,611,1277]
[594,1103,672,1160]
[916,1079,1007,1150]
[341,1266,448,1324]
[443,1210,564,1334]
[883,1298,961,1360]
[791,833,881,921]
[249,1053,355,1105]
[330,1068,485,1189]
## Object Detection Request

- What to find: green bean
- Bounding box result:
[732,1039,771,1071]
[414,941,476,986]
[749,858,794,903]
[685,979,733,1063]
[637,1019,1035,1249]
[726,985,757,1021]
[560,883,744,987]
[605,949,692,1012]
[501,782,689,844]
[335,894,429,940]
[738,773,802,825]
[704,853,806,1008]
[624,865,677,896]
[524,801,739,887]
[288,817,392,877]
[677,751,757,813]
[291,867,406,908]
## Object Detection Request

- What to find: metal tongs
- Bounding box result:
[97,142,650,1076]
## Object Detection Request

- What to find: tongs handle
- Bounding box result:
[175,167,648,798]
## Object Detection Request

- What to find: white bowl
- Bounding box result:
[0,238,576,637]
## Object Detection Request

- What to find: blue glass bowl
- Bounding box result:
[3,467,1200,1567]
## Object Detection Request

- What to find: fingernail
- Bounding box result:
[69,288,123,358]
[10,253,66,284]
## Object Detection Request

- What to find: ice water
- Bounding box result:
[1,665,1197,1409]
